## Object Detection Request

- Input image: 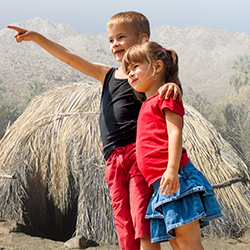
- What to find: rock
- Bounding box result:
[0,220,21,235]
[64,236,88,249]
[64,235,98,249]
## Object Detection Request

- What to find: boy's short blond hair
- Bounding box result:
[107,11,150,38]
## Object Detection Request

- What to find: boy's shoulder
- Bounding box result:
[103,67,130,89]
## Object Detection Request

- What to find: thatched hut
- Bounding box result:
[0,82,115,243]
[183,104,250,237]
[0,82,249,244]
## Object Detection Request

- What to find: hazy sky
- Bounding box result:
[1,0,249,34]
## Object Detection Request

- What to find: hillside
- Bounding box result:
[1,18,250,103]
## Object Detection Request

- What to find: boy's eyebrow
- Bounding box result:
[108,32,127,39]
[117,32,126,35]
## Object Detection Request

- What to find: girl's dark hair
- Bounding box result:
[122,42,183,93]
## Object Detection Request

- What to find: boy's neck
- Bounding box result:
[114,67,128,79]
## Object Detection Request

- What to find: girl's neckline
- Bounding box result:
[143,93,160,103]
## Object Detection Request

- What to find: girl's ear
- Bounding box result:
[155,60,164,74]
[139,33,148,43]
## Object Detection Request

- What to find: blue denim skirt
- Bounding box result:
[146,161,222,243]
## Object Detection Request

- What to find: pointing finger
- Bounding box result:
[7,25,23,32]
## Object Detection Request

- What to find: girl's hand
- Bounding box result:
[160,167,179,195]
[7,25,35,42]
[158,82,182,100]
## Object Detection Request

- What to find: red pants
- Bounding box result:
[105,142,153,250]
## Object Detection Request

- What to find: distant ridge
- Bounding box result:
[1,18,250,103]
[6,17,81,41]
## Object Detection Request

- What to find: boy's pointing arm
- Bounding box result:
[7,26,110,84]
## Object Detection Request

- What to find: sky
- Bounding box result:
[0,0,249,34]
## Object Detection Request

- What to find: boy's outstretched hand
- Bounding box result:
[7,26,34,42]
[158,82,182,101]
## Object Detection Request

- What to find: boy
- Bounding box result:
[8,11,181,250]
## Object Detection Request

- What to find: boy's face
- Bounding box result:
[108,24,146,62]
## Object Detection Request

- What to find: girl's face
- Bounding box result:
[127,61,155,94]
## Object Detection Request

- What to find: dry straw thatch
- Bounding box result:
[0,82,250,243]
[0,82,116,243]
[183,103,250,237]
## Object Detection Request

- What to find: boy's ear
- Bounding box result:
[139,33,148,43]
[155,60,164,74]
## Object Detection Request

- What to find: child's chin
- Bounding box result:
[116,56,123,62]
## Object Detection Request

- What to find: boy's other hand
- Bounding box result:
[7,26,34,42]
[158,82,182,101]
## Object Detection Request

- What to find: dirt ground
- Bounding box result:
[0,230,250,250]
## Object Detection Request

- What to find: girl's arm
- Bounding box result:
[160,108,183,195]
[7,26,110,84]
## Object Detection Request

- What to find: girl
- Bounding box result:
[122,42,222,250]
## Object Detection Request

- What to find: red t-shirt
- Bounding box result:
[136,94,190,186]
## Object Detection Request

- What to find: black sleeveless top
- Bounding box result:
[99,68,143,160]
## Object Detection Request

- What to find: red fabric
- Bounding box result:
[105,142,153,250]
[136,94,190,186]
